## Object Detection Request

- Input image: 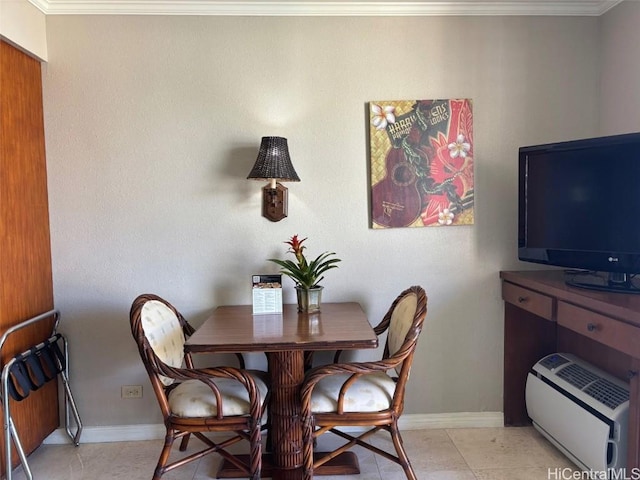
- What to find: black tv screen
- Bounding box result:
[518,132,640,293]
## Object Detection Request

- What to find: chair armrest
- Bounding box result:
[305,359,396,381]
[303,358,397,389]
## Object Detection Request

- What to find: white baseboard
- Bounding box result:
[44,423,167,444]
[399,411,504,430]
[43,412,504,445]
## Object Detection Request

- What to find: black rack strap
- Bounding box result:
[38,340,59,381]
[47,334,66,373]
[7,361,31,401]
[22,352,46,390]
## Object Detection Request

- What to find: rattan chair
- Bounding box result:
[300,286,427,480]
[129,294,268,480]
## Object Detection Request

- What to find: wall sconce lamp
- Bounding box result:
[247,136,300,222]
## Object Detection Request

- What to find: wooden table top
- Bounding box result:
[185,302,378,353]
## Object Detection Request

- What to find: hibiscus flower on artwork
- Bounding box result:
[368,99,474,229]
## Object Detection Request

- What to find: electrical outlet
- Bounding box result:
[121,385,143,399]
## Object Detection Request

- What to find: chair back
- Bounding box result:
[130,294,194,415]
[378,286,427,396]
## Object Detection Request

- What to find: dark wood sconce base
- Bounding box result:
[262,182,288,222]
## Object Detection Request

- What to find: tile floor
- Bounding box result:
[12,427,578,480]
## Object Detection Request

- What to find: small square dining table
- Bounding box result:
[184,302,378,479]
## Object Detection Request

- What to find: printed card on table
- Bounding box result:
[252,274,283,315]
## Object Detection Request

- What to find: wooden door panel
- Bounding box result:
[1,39,58,472]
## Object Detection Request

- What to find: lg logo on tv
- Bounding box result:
[608,256,619,262]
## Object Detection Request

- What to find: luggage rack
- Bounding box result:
[0,310,82,480]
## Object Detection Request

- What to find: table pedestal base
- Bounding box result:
[216,452,360,478]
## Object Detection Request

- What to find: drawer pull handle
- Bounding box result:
[517,296,528,303]
[587,323,597,332]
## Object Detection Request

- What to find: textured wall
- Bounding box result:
[43,14,600,426]
[600,0,640,134]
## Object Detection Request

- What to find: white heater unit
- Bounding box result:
[525,353,629,473]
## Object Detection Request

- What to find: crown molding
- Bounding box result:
[26,0,624,16]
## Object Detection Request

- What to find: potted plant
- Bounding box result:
[268,235,341,312]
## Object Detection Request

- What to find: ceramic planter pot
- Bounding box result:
[295,286,323,313]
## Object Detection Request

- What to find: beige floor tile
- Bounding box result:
[371,429,471,474]
[12,440,201,480]
[13,442,138,480]
[473,467,557,480]
[313,434,383,479]
[527,428,578,469]
[193,438,262,480]
[7,426,579,480]
[446,427,566,470]
[316,473,382,480]
[193,451,224,480]
[421,472,479,480]
[110,439,202,480]
[316,472,382,480]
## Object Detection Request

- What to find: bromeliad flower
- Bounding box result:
[438,208,455,226]
[371,104,396,130]
[269,235,341,289]
[285,234,307,265]
[448,134,471,159]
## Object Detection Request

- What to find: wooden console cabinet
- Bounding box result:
[501,270,640,469]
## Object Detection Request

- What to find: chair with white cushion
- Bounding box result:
[129,294,268,480]
[300,286,427,480]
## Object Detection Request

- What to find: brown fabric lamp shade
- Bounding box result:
[247,137,300,182]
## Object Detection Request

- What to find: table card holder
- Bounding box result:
[252,274,283,315]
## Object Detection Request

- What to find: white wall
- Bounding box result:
[600,0,640,134]
[42,14,601,427]
[0,0,47,60]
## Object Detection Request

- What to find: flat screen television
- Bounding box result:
[518,132,640,294]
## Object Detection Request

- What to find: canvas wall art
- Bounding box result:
[369,99,474,229]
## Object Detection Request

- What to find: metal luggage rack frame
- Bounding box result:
[0,310,83,480]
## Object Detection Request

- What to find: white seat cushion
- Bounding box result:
[310,372,396,413]
[168,371,269,417]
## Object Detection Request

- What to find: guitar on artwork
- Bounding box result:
[372,147,423,228]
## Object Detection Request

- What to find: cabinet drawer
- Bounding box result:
[502,282,554,321]
[557,301,640,358]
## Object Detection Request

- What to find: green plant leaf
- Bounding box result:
[268,247,341,289]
